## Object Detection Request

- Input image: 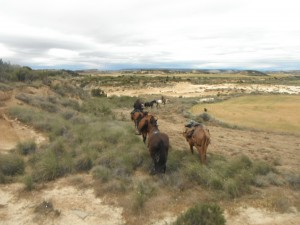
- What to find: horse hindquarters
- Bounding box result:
[149,134,169,174]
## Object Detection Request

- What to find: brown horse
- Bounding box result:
[137,113,153,143]
[131,110,148,134]
[183,124,210,164]
[146,115,169,174]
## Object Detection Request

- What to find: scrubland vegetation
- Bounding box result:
[1,59,300,224]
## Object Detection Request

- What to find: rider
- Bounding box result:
[133,99,144,111]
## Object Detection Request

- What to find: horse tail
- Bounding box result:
[201,128,211,162]
[154,136,169,173]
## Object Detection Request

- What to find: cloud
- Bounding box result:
[0,0,299,70]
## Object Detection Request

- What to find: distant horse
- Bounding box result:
[156,99,163,108]
[146,115,169,174]
[144,100,157,108]
[182,124,210,164]
[131,110,148,134]
[161,96,166,105]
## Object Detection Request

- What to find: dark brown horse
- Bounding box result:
[146,115,169,174]
[131,110,148,134]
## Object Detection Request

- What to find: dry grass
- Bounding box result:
[191,95,300,134]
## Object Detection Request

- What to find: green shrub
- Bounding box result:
[0,172,6,184]
[225,179,240,198]
[32,149,73,182]
[75,155,93,172]
[183,163,211,186]
[23,175,35,191]
[224,155,252,177]
[173,203,226,225]
[209,176,224,190]
[285,173,300,189]
[61,110,76,120]
[252,161,274,175]
[266,172,285,186]
[132,182,155,212]
[91,88,107,97]
[92,165,112,182]
[253,176,269,187]
[17,140,37,155]
[0,153,25,176]
[198,112,212,122]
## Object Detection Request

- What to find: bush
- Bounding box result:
[23,175,35,191]
[92,165,112,183]
[225,179,241,198]
[252,161,274,175]
[0,153,25,176]
[17,140,37,155]
[75,155,93,172]
[285,173,300,189]
[173,203,226,225]
[197,112,212,122]
[32,149,73,182]
[224,155,252,177]
[91,88,107,97]
[132,182,155,212]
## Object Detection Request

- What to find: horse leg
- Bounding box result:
[189,143,194,154]
[142,133,147,144]
[135,120,141,135]
[201,147,206,164]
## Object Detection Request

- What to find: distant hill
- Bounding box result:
[77,68,270,76]
[240,70,268,76]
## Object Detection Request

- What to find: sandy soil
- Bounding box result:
[0,83,299,225]
[102,82,300,98]
[0,176,123,225]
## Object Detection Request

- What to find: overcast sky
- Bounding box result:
[0,0,299,70]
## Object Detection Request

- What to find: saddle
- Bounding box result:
[185,120,204,138]
[185,120,202,128]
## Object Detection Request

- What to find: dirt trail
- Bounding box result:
[0,88,47,153]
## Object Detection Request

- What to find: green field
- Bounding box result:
[191,95,300,134]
